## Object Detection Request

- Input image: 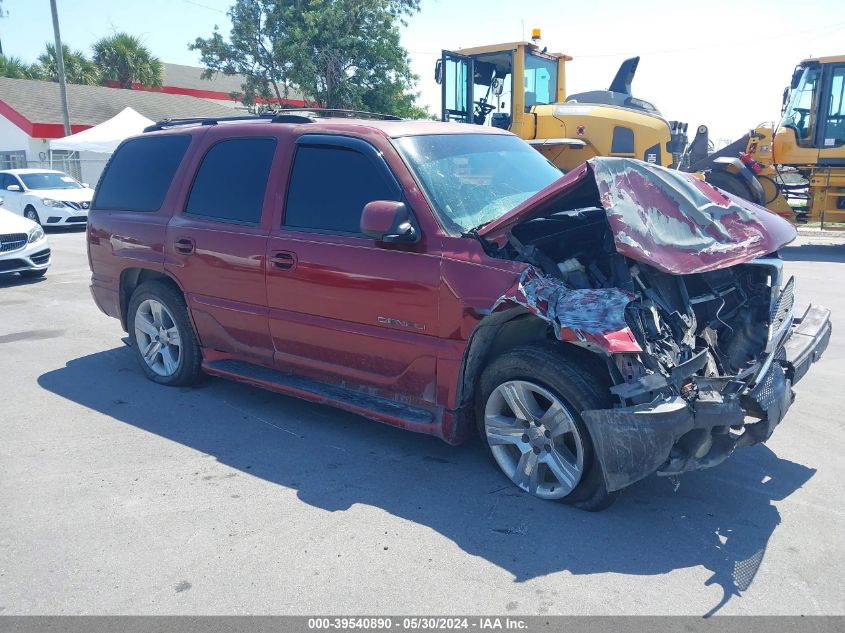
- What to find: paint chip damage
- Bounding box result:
[485,157,831,491]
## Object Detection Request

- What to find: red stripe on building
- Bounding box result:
[0,100,92,138]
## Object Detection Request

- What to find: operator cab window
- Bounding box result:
[824,66,845,148]
[781,65,822,148]
[185,137,277,224]
[524,53,557,109]
[283,145,400,234]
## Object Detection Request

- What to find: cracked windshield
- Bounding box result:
[395,134,563,232]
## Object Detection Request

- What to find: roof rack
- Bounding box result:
[143,108,400,133]
[272,108,402,121]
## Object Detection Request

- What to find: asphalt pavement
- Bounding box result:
[1,229,843,616]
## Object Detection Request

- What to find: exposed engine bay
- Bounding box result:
[504,207,788,402]
[488,204,830,492]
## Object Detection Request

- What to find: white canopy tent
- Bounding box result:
[49,107,155,154]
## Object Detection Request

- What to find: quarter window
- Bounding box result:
[283,145,400,234]
[93,135,191,211]
[186,138,277,224]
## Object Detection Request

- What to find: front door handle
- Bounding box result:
[270,251,297,270]
[174,237,195,255]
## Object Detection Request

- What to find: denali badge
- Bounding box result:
[377,316,425,331]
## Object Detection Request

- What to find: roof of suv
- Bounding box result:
[144,117,511,139]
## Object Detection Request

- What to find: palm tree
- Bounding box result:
[38,43,99,85]
[93,33,163,89]
[0,54,44,80]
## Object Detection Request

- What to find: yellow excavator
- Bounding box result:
[434,32,686,173]
[685,55,845,224]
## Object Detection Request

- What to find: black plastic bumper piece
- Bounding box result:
[784,304,831,384]
[582,304,831,493]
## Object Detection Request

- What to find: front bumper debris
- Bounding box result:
[582,304,831,492]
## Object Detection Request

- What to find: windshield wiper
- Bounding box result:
[461,220,492,237]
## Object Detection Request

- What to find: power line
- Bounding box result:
[181,0,227,14]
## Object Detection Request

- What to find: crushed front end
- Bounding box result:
[484,157,831,492]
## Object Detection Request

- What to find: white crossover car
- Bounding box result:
[0,168,93,226]
[0,203,50,277]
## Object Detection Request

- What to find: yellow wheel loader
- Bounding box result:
[434,38,685,173]
[684,55,845,224]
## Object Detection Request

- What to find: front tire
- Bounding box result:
[476,344,618,511]
[127,280,203,386]
[24,206,41,225]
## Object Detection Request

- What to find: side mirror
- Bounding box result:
[361,200,418,243]
[6,184,21,192]
[434,59,442,85]
[82,182,90,188]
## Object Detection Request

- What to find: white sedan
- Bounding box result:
[0,202,50,278]
[0,168,94,226]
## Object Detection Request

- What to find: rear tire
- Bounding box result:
[24,206,41,225]
[127,280,203,386]
[476,343,618,511]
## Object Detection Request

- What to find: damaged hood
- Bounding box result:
[478,157,796,275]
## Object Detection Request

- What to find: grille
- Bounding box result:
[30,248,50,265]
[0,233,27,253]
[65,216,88,223]
[770,276,795,334]
[62,201,90,211]
[751,348,787,411]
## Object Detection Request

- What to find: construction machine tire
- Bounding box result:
[705,170,755,203]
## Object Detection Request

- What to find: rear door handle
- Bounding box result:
[174,237,195,254]
[270,251,297,270]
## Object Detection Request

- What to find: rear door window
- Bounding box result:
[185,137,277,225]
[93,135,191,211]
[283,145,400,234]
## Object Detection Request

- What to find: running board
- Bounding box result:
[204,359,439,433]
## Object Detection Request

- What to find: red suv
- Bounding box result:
[87,113,831,510]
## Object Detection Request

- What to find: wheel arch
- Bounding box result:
[455,309,612,413]
[119,267,185,331]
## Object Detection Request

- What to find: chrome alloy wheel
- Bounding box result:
[134,299,182,377]
[484,380,586,500]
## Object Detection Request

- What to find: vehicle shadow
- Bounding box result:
[0,273,46,288]
[38,347,816,616]
[781,242,845,264]
[44,225,87,234]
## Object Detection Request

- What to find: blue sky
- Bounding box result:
[2,0,843,141]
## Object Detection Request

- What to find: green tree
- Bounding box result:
[93,33,163,89]
[190,0,429,117]
[38,43,99,85]
[0,54,44,80]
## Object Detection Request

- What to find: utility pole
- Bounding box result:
[49,0,72,137]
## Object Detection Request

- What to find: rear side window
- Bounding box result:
[93,135,191,211]
[284,145,400,234]
[185,137,277,224]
